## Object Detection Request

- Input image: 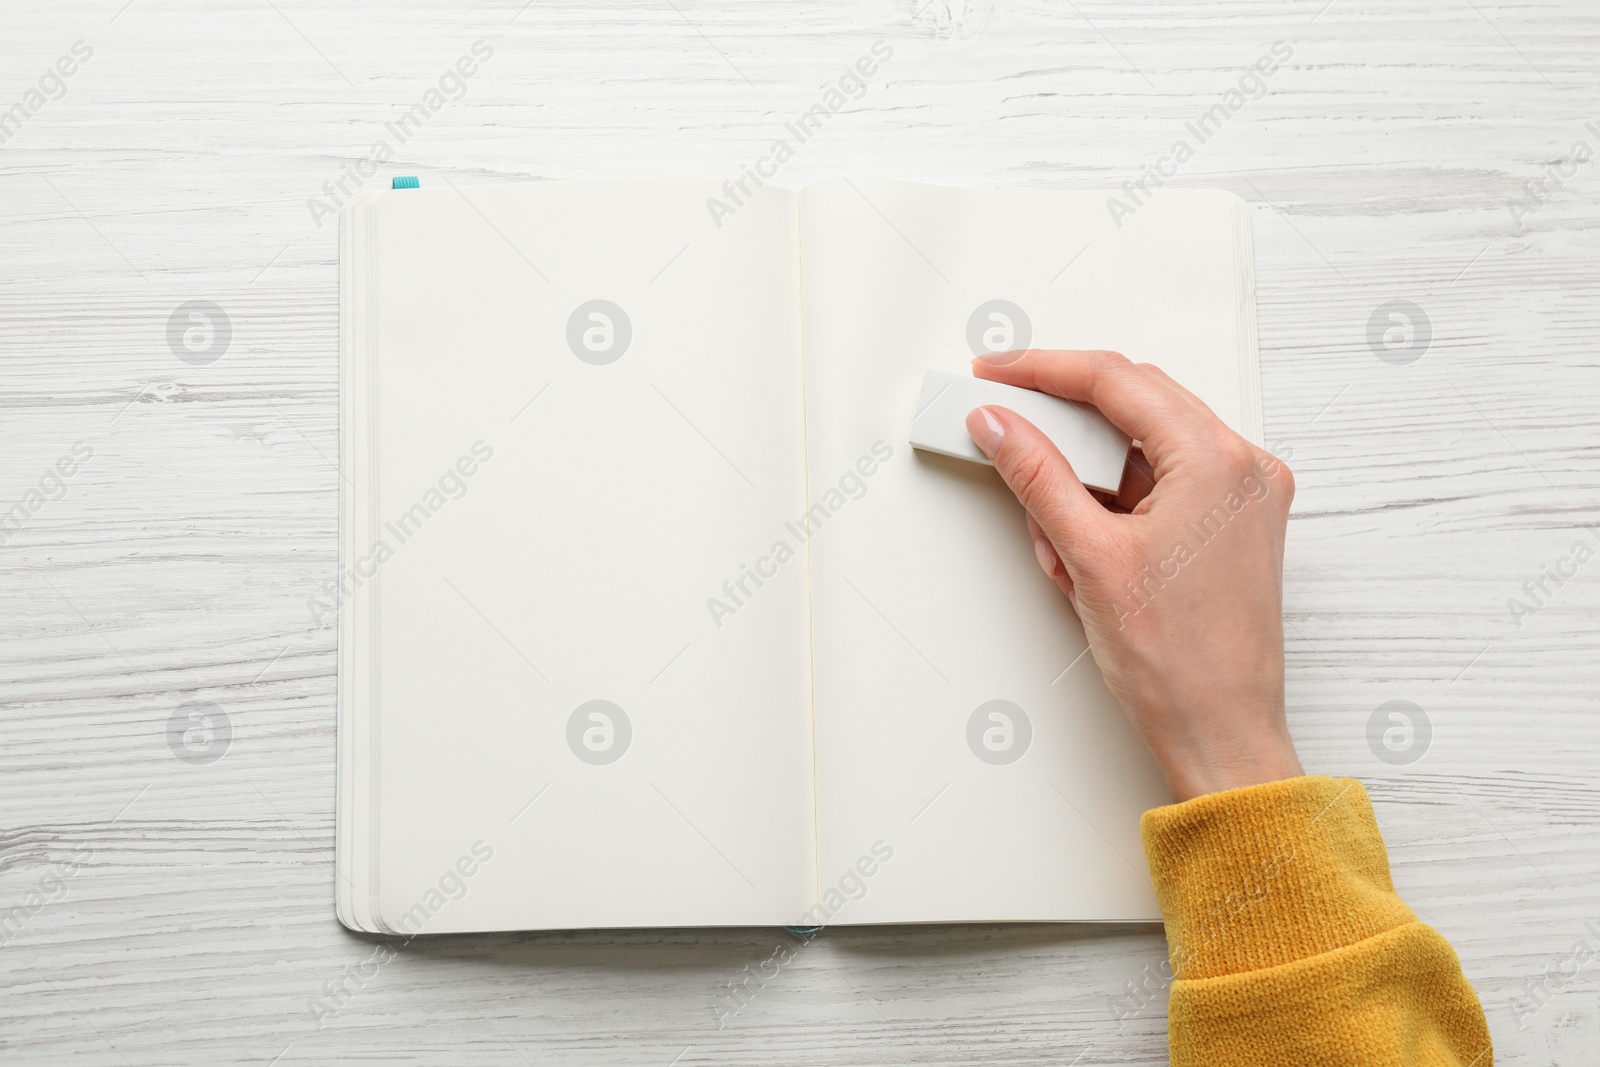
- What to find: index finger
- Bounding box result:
[971,349,1221,464]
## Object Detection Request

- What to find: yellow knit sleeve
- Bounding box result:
[1139,776,1492,1067]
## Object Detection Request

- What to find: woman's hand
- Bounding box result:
[965,349,1302,802]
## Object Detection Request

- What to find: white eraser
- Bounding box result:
[909,369,1131,494]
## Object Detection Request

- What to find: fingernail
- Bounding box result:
[975,350,1026,366]
[1033,535,1059,577]
[968,406,1005,457]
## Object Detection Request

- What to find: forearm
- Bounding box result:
[1141,776,1493,1066]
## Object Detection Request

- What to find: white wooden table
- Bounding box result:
[2,1,1596,1063]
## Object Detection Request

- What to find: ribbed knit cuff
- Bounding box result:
[1140,776,1418,981]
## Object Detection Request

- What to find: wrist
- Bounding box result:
[1153,724,1304,803]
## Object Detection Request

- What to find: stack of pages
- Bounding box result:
[337,178,1261,933]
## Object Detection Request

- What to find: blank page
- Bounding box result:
[354,179,817,930]
[797,182,1257,922]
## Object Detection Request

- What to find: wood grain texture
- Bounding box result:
[2,0,1597,1062]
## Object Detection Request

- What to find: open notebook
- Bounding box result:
[336,179,1260,934]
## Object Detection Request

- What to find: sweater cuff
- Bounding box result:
[1140,775,1418,981]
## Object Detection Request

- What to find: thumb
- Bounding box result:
[965,405,1108,569]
